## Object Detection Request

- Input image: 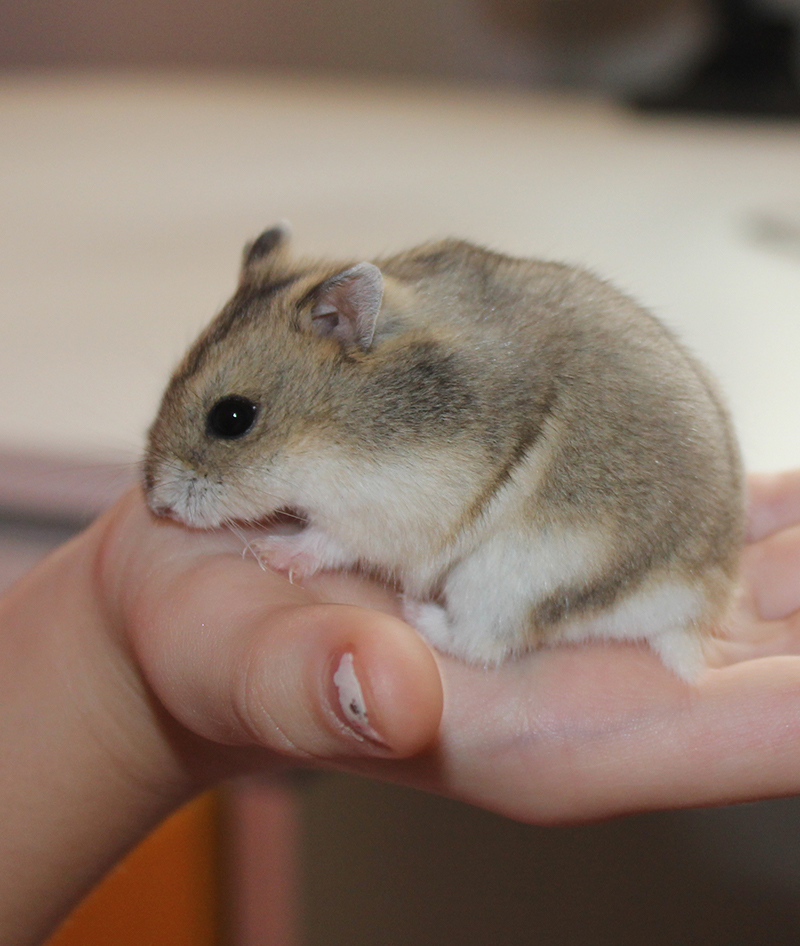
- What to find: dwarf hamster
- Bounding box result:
[144,224,744,678]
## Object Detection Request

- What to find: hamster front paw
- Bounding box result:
[251,526,357,581]
[251,534,319,581]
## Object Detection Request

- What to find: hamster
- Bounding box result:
[144,224,744,679]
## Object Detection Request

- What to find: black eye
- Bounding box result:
[206,396,258,440]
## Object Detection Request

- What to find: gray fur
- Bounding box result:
[144,232,744,674]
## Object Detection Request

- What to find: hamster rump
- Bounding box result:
[145,228,745,679]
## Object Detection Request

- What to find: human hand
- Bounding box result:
[94,471,800,825]
[0,487,442,946]
[6,472,800,946]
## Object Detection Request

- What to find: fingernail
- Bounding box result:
[332,652,388,747]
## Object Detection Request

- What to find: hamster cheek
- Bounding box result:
[251,526,358,581]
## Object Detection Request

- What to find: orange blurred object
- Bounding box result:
[45,791,223,946]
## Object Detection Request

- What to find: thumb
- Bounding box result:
[101,492,443,767]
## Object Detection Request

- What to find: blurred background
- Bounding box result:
[3,0,800,109]
[1,1,800,945]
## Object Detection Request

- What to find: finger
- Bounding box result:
[427,648,800,824]
[99,491,443,767]
[573,657,800,818]
[741,523,800,621]
[747,469,800,542]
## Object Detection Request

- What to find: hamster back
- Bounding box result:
[145,228,744,678]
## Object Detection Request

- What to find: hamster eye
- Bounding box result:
[206,396,258,440]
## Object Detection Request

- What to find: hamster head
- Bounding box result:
[144,225,386,528]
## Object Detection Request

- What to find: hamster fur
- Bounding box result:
[144,225,744,679]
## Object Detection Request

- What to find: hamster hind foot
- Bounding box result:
[403,575,723,681]
[401,597,533,667]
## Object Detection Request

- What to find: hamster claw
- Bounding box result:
[250,535,321,581]
[250,525,358,581]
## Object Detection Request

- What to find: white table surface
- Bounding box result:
[0,72,798,477]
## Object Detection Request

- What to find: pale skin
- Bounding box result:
[3,472,800,946]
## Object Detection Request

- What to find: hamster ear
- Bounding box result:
[308,262,384,351]
[241,221,292,273]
